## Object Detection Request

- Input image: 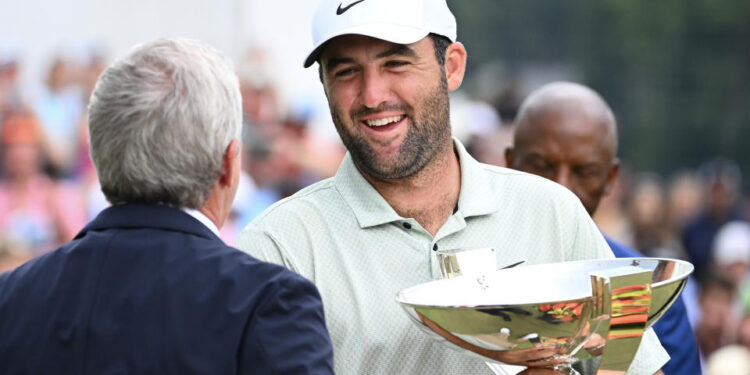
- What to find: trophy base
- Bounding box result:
[554,364,581,375]
[553,355,581,375]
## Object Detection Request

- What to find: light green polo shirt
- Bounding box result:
[237,140,668,375]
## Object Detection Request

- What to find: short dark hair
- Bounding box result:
[318,33,453,82]
[428,33,452,65]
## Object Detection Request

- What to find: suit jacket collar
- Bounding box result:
[75,203,221,242]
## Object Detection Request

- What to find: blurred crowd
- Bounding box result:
[2,47,750,373]
[588,158,750,372]
[0,48,346,271]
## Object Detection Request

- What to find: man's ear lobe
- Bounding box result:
[603,160,620,195]
[219,140,240,187]
[444,42,467,91]
[504,147,515,167]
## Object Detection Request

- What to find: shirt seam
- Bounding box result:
[252,180,337,223]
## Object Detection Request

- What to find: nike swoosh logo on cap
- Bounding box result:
[336,0,366,15]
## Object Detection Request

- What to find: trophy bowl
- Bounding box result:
[396,258,693,373]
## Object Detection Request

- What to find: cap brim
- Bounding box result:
[303,23,430,68]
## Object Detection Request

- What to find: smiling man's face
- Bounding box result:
[320,34,451,180]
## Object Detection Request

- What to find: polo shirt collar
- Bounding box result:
[335,153,403,228]
[453,139,502,218]
[334,138,502,229]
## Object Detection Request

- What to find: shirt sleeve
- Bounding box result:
[239,271,334,374]
[236,227,301,274]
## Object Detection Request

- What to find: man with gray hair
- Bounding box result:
[0,37,333,374]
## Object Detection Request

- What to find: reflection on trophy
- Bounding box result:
[397,249,693,374]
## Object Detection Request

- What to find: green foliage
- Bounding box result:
[450,0,750,176]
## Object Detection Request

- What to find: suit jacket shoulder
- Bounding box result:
[0,204,333,375]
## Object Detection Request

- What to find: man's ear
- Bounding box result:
[219,139,240,187]
[444,42,467,91]
[603,159,620,196]
[504,147,515,168]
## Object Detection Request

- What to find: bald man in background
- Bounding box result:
[505,82,701,375]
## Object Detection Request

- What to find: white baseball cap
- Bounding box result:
[303,0,457,68]
[714,221,750,266]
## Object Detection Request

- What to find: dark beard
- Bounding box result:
[331,75,451,180]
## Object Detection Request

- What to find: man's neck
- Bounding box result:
[361,141,461,237]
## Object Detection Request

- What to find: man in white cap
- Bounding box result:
[238,0,668,373]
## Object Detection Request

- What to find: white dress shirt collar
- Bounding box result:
[181,208,221,238]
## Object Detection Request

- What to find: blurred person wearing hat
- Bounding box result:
[705,344,750,375]
[505,81,700,374]
[238,1,668,373]
[0,55,28,117]
[0,37,333,374]
[713,221,750,290]
[708,220,750,354]
[683,158,745,284]
[0,113,86,259]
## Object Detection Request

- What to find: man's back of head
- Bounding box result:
[88,37,242,210]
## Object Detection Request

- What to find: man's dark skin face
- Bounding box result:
[506,86,619,216]
[506,86,669,375]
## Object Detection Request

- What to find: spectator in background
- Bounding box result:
[682,158,744,284]
[458,98,511,168]
[702,221,750,373]
[272,112,344,184]
[705,344,750,375]
[667,171,705,235]
[713,221,750,293]
[505,81,701,374]
[465,125,513,167]
[627,173,687,260]
[73,50,107,179]
[592,162,634,247]
[235,48,344,217]
[738,313,750,353]
[34,57,85,177]
[237,48,282,138]
[696,273,736,359]
[0,113,86,259]
[0,244,33,273]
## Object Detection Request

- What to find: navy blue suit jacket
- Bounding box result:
[605,236,701,375]
[0,204,334,375]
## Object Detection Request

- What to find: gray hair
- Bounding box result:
[88,37,242,208]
